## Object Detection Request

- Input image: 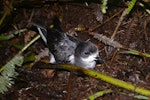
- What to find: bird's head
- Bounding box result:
[75,41,103,69]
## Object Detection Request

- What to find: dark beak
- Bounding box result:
[95,57,103,64]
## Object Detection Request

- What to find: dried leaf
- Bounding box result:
[66,28,78,37]
[93,4,103,23]
[89,32,123,48]
[24,30,37,44]
[34,48,49,63]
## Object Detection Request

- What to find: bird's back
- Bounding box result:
[31,17,78,64]
[46,28,77,64]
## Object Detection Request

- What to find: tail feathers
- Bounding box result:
[37,27,47,44]
[30,22,48,44]
[30,16,62,44]
[53,16,63,32]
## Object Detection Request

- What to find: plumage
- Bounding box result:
[31,17,102,69]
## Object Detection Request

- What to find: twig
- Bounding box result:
[110,48,119,65]
[144,17,149,40]
[88,8,124,32]
[26,9,35,27]
[29,9,34,22]
[18,35,40,55]
[111,9,127,39]
[66,72,73,100]
[139,3,150,14]
[0,0,14,26]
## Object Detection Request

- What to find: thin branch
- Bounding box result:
[18,35,40,55]
[88,8,124,32]
[111,9,127,39]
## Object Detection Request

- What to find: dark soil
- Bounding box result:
[0,1,150,100]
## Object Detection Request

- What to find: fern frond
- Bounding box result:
[127,0,137,14]
[0,55,23,94]
[101,0,108,14]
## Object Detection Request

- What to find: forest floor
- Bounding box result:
[0,1,150,100]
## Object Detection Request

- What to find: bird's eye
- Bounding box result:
[84,52,90,55]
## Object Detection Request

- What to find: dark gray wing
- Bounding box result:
[47,31,77,64]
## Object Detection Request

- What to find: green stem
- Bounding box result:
[18,35,40,54]
[58,64,150,96]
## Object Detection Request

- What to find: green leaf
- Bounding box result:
[119,49,150,57]
[86,89,112,100]
[0,29,26,41]
[133,94,149,100]
[23,55,36,63]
